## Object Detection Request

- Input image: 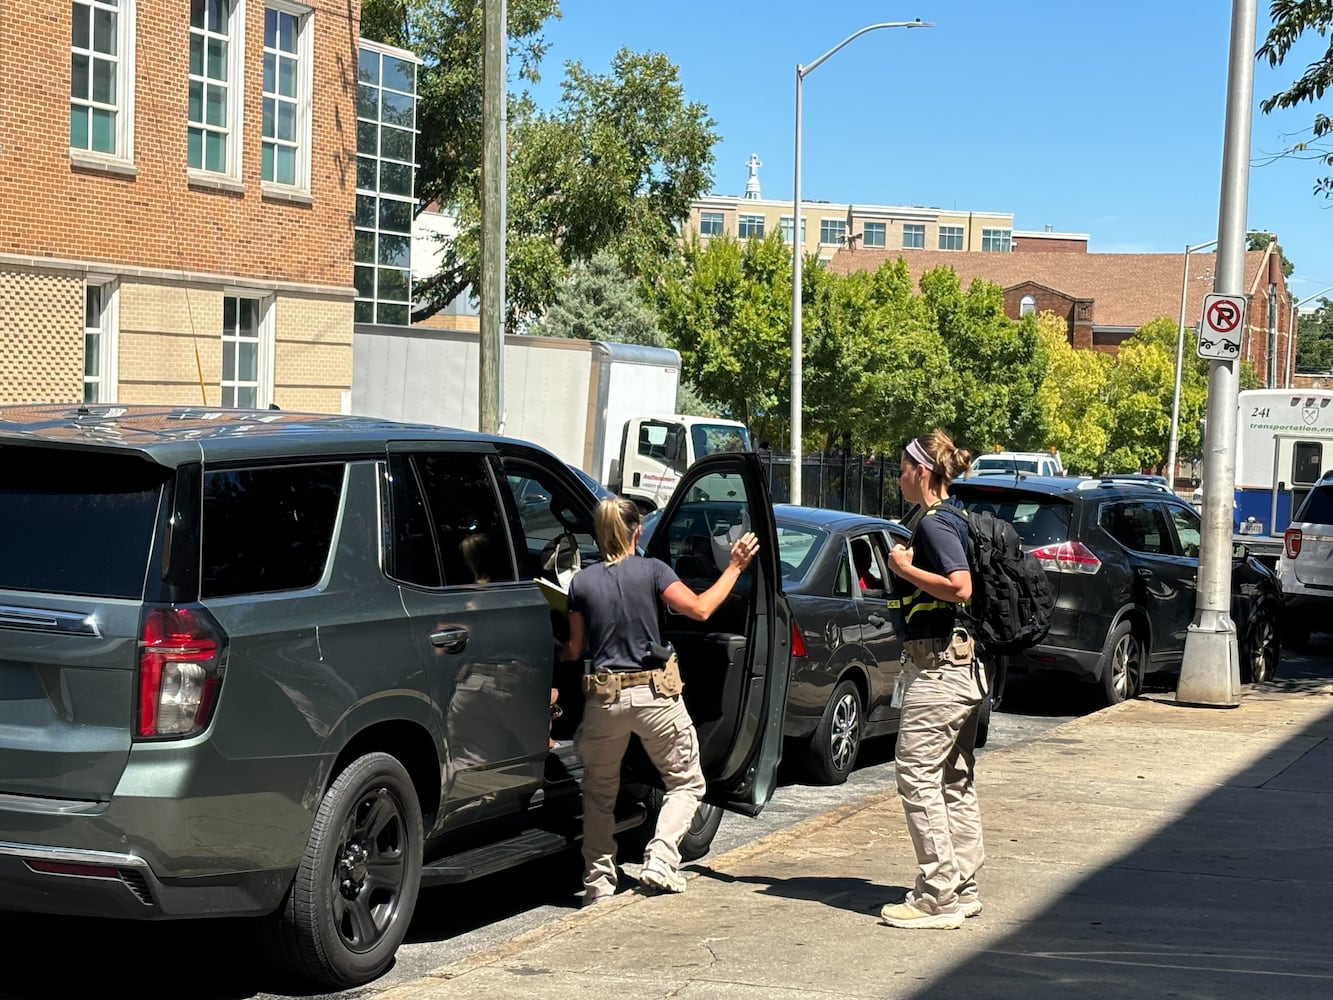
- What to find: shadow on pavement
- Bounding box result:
[904,669,1333,1000]
[693,865,909,918]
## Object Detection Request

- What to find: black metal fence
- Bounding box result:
[758,451,908,520]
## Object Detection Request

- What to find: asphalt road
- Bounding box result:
[5,656,1323,1000]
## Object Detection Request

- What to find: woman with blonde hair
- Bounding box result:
[560,497,758,904]
[880,428,987,931]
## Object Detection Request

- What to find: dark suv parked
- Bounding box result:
[950,475,1281,704]
[0,405,790,989]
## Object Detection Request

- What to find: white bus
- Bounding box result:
[1233,388,1333,556]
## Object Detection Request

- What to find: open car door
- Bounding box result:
[643,452,792,816]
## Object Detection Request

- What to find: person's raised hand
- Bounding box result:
[729,531,760,571]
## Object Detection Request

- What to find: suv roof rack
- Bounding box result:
[1075,475,1173,494]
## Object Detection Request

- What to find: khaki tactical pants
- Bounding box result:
[894,629,987,913]
[576,683,706,900]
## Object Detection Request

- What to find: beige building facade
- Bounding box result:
[687,195,1017,264]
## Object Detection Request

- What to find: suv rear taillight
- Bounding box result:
[137,606,227,739]
[1285,527,1303,559]
[1030,540,1102,575]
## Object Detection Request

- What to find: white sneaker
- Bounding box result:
[639,859,687,894]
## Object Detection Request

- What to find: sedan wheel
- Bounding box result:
[1242,606,1280,684]
[805,679,862,785]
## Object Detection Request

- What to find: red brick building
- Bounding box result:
[829,243,1294,386]
[0,0,366,410]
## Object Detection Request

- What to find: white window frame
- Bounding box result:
[261,1,313,192]
[699,211,724,237]
[220,292,275,408]
[902,223,925,250]
[862,221,886,248]
[779,216,808,246]
[83,277,119,403]
[981,227,1013,253]
[188,0,246,180]
[819,218,847,247]
[938,225,964,251]
[737,213,765,239]
[1020,294,1037,317]
[69,0,137,165]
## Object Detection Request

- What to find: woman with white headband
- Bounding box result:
[879,428,986,931]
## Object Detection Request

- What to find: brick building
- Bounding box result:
[0,0,382,411]
[829,244,1294,387]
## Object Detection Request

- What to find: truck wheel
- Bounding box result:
[271,753,423,990]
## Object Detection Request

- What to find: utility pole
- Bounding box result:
[1177,0,1256,708]
[479,0,506,435]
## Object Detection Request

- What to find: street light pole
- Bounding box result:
[1166,229,1272,486]
[789,19,931,505]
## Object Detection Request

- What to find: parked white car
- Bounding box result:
[971,451,1065,477]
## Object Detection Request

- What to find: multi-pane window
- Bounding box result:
[188,0,238,174]
[738,214,765,239]
[820,219,847,246]
[938,225,964,251]
[902,223,925,249]
[981,227,1013,252]
[1020,294,1037,317]
[780,216,807,246]
[262,5,309,187]
[862,222,886,248]
[699,211,723,236]
[71,0,132,157]
[356,43,418,325]
[83,282,116,403]
[221,296,262,407]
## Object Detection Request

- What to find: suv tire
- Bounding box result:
[1098,621,1142,706]
[623,790,724,863]
[272,752,424,989]
[1241,604,1280,683]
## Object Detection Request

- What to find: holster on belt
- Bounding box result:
[649,653,684,697]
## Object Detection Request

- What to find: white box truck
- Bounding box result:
[350,324,750,510]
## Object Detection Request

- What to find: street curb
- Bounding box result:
[369,700,1142,997]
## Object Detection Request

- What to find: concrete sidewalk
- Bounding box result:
[377,676,1333,1000]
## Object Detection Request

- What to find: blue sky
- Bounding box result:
[523,0,1333,301]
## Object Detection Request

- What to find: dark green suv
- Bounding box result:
[0,405,791,989]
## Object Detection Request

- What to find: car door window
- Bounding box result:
[1100,501,1171,555]
[850,531,891,597]
[833,549,853,597]
[1166,504,1201,558]
[388,453,516,586]
[499,458,598,577]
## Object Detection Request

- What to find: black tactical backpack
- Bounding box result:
[937,505,1054,654]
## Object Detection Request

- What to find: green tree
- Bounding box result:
[415,47,718,328]
[655,233,792,442]
[1259,1,1333,197]
[1295,298,1333,371]
[1245,232,1296,277]
[917,268,1052,456]
[1030,312,1113,474]
[530,251,664,345]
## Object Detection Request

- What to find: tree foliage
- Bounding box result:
[1030,312,1113,474]
[1259,1,1333,197]
[1245,232,1296,276]
[529,251,664,345]
[1293,298,1333,371]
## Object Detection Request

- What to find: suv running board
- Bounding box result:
[418,805,648,887]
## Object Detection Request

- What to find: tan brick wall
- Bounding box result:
[0,0,359,287]
[116,280,351,410]
[0,269,84,402]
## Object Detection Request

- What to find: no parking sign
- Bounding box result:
[1197,293,1246,361]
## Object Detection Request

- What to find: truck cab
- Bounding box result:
[609,415,752,512]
